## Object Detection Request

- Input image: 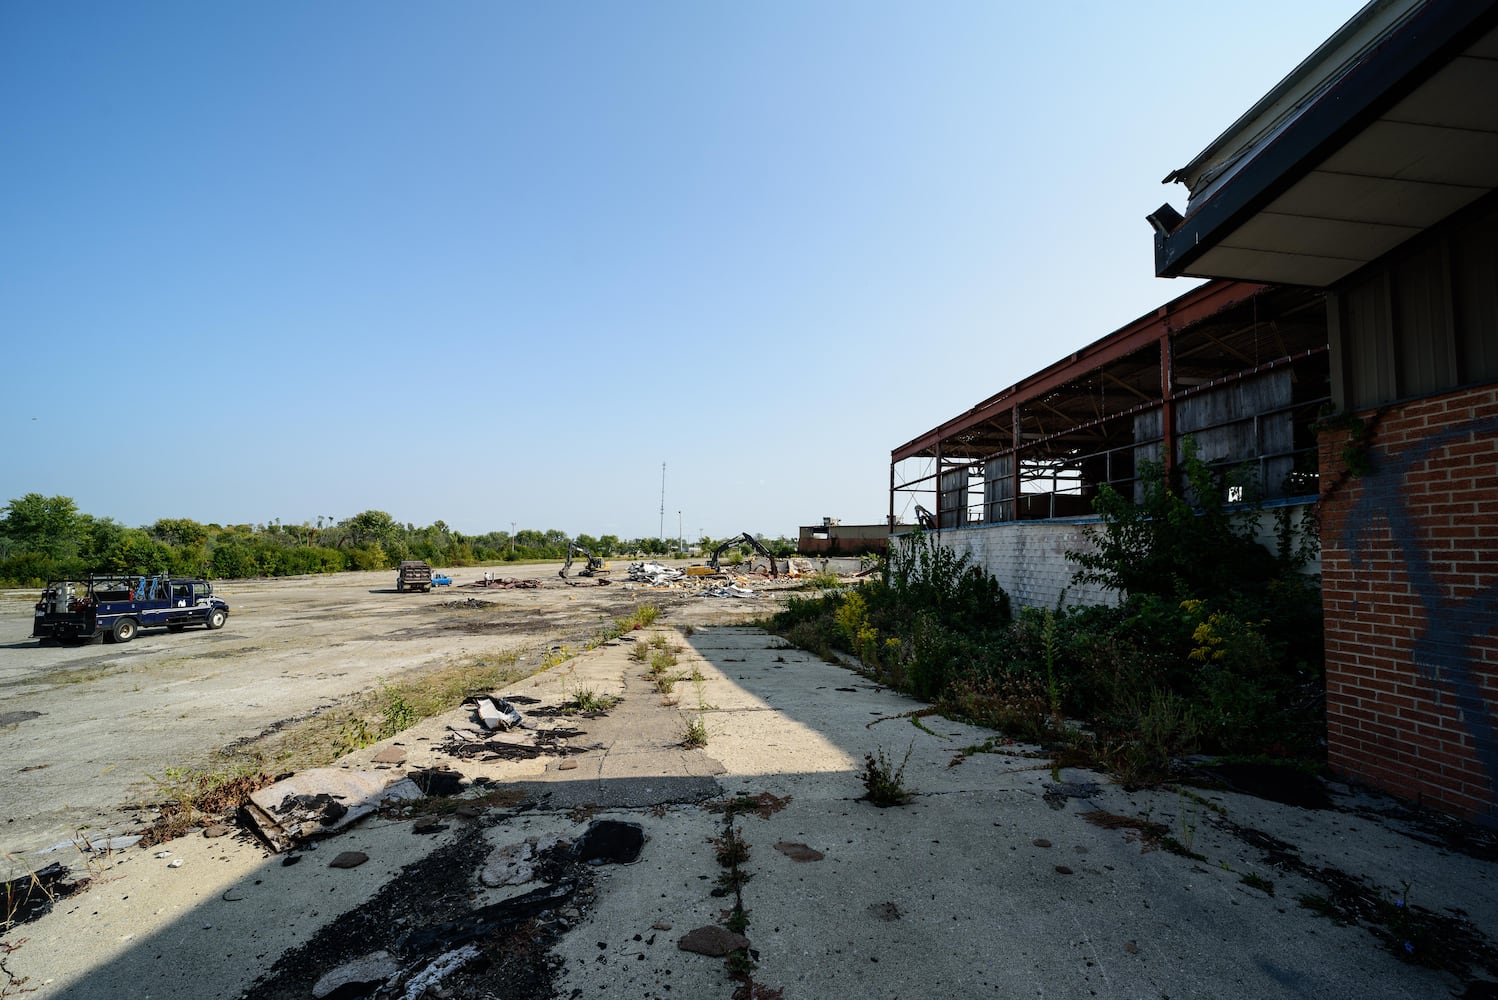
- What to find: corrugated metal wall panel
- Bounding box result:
[1342,274,1397,408]
[1392,243,1455,397]
[1335,197,1498,407]
[939,468,968,529]
[1454,210,1498,382]
[984,455,1013,523]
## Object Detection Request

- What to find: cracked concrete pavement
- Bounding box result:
[3,581,1497,998]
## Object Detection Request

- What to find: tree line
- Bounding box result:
[0,494,797,586]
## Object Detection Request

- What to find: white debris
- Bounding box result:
[626,561,685,584]
[476,697,523,731]
[401,945,482,1000]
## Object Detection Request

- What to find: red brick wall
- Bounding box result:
[1318,384,1498,824]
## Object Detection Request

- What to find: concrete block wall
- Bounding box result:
[1318,384,1498,826]
[910,520,1119,611]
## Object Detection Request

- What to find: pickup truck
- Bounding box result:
[33,574,230,645]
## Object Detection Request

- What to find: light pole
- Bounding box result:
[677,511,682,556]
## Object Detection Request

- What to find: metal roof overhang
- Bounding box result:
[891,280,1270,464]
[1153,0,1498,286]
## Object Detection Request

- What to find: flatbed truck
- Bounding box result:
[33,574,230,645]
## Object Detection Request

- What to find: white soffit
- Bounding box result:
[1190,26,1498,284]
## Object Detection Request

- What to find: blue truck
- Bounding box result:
[32,574,230,645]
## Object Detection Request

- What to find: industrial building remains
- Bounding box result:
[894,0,1498,825]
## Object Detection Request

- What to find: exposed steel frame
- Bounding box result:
[889,279,1329,531]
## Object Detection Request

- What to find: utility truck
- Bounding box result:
[33,574,230,645]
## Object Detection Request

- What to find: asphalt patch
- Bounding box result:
[246,822,590,1000]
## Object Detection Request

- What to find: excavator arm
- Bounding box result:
[708,532,779,578]
[559,542,609,578]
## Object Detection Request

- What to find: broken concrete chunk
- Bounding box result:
[202,824,233,838]
[677,925,750,956]
[480,834,562,887]
[243,769,423,852]
[329,851,369,869]
[371,745,408,765]
[312,950,399,999]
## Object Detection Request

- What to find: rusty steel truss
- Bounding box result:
[891,280,1330,529]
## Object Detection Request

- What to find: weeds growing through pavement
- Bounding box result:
[615,603,661,631]
[861,744,914,806]
[565,688,618,715]
[682,714,709,748]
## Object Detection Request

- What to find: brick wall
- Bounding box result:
[1318,384,1498,825]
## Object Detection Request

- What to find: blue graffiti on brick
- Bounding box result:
[1340,415,1498,824]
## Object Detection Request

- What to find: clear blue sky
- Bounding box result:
[2,1,1358,540]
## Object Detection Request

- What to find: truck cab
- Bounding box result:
[33,574,230,645]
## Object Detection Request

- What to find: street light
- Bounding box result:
[677,511,682,556]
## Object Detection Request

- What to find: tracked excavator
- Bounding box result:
[707,532,779,578]
[559,541,610,578]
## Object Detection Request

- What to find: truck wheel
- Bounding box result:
[112,618,137,644]
[206,609,227,630]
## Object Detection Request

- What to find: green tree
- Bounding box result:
[150,517,208,548]
[343,510,399,548]
[1,494,82,557]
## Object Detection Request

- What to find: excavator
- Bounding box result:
[559,541,610,579]
[707,532,779,578]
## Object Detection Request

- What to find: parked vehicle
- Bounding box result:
[396,560,433,593]
[33,574,230,645]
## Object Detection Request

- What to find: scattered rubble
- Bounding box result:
[242,769,424,853]
[703,584,756,599]
[444,723,598,762]
[626,561,685,584]
[440,597,494,609]
[465,577,542,590]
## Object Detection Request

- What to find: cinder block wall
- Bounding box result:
[1318,385,1498,825]
[902,521,1118,611]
